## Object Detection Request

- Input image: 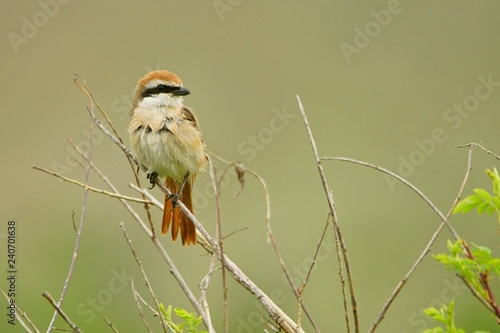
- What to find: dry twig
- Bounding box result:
[46,120,94,332]
[0,288,40,333]
[120,222,169,333]
[103,317,120,333]
[320,153,469,332]
[131,280,153,333]
[209,151,319,331]
[208,156,229,333]
[297,95,358,333]
[42,291,82,333]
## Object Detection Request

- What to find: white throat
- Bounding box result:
[138,93,183,109]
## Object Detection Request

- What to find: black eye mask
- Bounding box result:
[142,84,190,98]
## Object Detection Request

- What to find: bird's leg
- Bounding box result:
[169,173,189,207]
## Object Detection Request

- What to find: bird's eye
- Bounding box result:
[141,84,177,98]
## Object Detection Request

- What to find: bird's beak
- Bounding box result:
[173,87,190,96]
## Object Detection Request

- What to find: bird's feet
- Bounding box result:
[166,192,181,207]
[147,171,158,189]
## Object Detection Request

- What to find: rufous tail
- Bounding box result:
[162,177,197,245]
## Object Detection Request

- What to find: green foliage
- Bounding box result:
[422,301,489,333]
[453,168,500,222]
[427,168,500,332]
[159,304,208,333]
[433,240,500,300]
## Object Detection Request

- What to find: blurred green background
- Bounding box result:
[1,1,499,332]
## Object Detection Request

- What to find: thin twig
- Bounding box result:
[42,292,82,333]
[456,143,500,321]
[120,222,168,333]
[103,316,120,333]
[1,288,40,333]
[129,184,163,208]
[208,157,228,333]
[151,236,216,332]
[297,214,330,327]
[46,120,94,333]
[297,95,358,333]
[457,275,496,314]
[199,263,220,329]
[74,75,155,231]
[33,165,151,204]
[39,148,214,331]
[78,146,213,329]
[320,153,471,332]
[457,142,500,160]
[209,152,320,331]
[134,291,159,316]
[321,158,461,240]
[131,280,153,333]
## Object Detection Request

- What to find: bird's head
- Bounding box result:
[133,70,190,109]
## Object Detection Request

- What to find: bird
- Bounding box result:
[129,70,207,245]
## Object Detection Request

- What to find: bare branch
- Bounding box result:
[103,317,120,333]
[129,184,163,208]
[457,142,500,160]
[199,263,219,327]
[320,154,470,332]
[42,292,82,333]
[120,223,168,333]
[1,288,40,333]
[297,214,330,327]
[209,151,319,331]
[46,120,94,332]
[208,156,229,333]
[131,280,153,333]
[321,157,461,240]
[33,165,151,204]
[297,95,358,333]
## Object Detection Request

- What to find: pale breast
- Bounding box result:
[129,105,206,181]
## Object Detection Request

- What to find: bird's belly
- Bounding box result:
[132,128,205,181]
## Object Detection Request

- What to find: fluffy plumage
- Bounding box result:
[129,70,206,245]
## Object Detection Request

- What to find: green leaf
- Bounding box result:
[486,168,500,196]
[174,307,191,319]
[486,204,497,215]
[473,188,491,202]
[159,303,172,320]
[423,307,447,323]
[477,201,491,214]
[454,195,481,214]
[472,243,492,256]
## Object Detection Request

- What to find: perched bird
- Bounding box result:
[129,70,207,245]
